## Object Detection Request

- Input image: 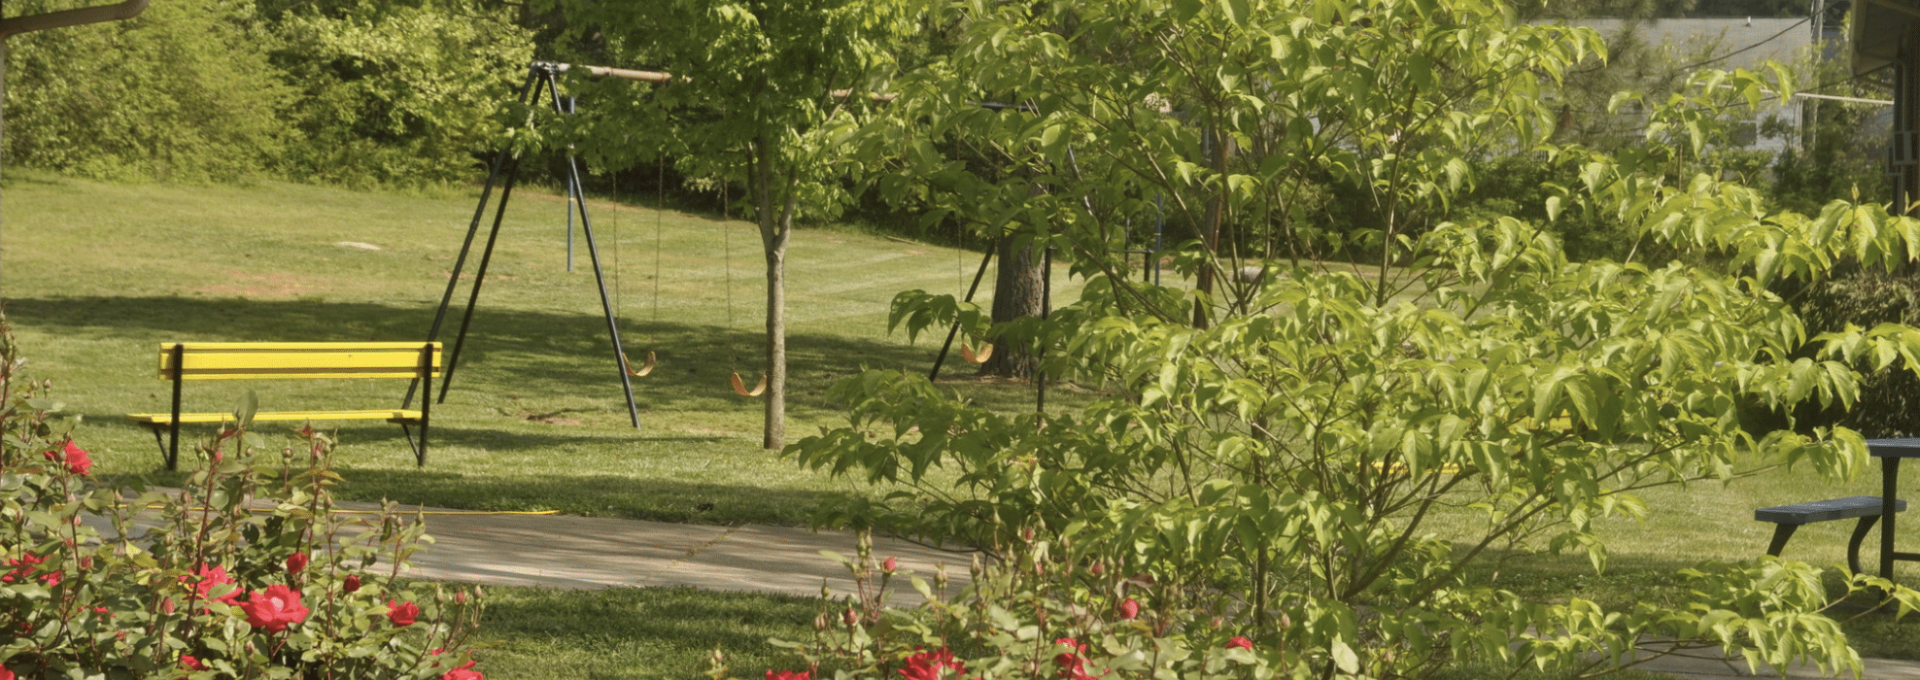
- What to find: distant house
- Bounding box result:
[1562,18,1813,152]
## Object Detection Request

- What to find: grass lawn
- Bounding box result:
[473,585,821,680]
[3,171,1079,526]
[11,172,1920,675]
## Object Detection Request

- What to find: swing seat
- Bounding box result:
[730,371,767,397]
[621,350,656,377]
[961,341,993,363]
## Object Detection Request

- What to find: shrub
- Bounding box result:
[1790,269,1920,437]
[268,2,535,187]
[0,319,487,678]
[3,0,292,182]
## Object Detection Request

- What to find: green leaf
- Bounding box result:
[1221,0,1252,26]
[1331,639,1360,674]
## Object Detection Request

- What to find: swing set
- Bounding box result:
[413,61,778,424]
[411,61,659,427]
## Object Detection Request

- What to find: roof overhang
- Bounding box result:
[1854,0,1920,74]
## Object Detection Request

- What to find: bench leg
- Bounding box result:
[1850,515,1883,575]
[1767,523,1799,558]
[145,426,168,467]
[400,423,427,468]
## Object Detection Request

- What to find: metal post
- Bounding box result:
[567,154,642,428]
[546,71,642,428]
[407,65,542,409]
[564,95,577,273]
[438,154,524,404]
[167,343,184,471]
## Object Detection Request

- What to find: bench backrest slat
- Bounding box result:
[157,343,442,381]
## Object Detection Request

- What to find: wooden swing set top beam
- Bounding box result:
[0,0,150,39]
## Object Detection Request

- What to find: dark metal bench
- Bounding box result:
[1755,495,1906,574]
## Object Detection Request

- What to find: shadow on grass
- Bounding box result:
[7,294,934,413]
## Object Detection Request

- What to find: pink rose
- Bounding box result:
[1226,636,1253,649]
[240,585,309,633]
[882,557,898,574]
[388,599,420,627]
[1118,598,1139,620]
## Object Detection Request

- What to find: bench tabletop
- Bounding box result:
[1755,495,1906,524]
[1867,438,1920,458]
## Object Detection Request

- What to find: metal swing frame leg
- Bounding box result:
[409,63,542,411]
[419,62,641,429]
[929,240,997,382]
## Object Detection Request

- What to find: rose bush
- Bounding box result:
[0,317,487,678]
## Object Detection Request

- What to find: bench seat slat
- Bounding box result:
[129,410,423,425]
[158,344,441,381]
[1755,495,1906,524]
[162,342,445,351]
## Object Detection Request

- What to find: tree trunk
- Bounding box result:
[754,135,790,449]
[979,235,1044,378]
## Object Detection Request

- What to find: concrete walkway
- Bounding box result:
[388,502,976,600]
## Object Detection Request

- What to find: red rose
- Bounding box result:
[899,647,964,680]
[43,441,91,475]
[343,575,362,593]
[1118,598,1139,620]
[285,553,308,574]
[1226,636,1253,649]
[388,599,420,627]
[2,553,44,584]
[181,655,208,671]
[182,565,240,606]
[765,672,809,680]
[240,585,309,632]
[442,660,483,680]
[1053,638,1096,680]
[0,665,14,680]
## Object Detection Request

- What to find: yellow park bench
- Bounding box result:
[126,342,442,471]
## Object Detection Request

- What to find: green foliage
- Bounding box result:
[1789,269,1920,438]
[2,0,533,187]
[3,0,292,182]
[795,0,1920,678]
[269,1,534,186]
[0,317,487,677]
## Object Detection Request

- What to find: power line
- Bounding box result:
[1671,16,1812,71]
